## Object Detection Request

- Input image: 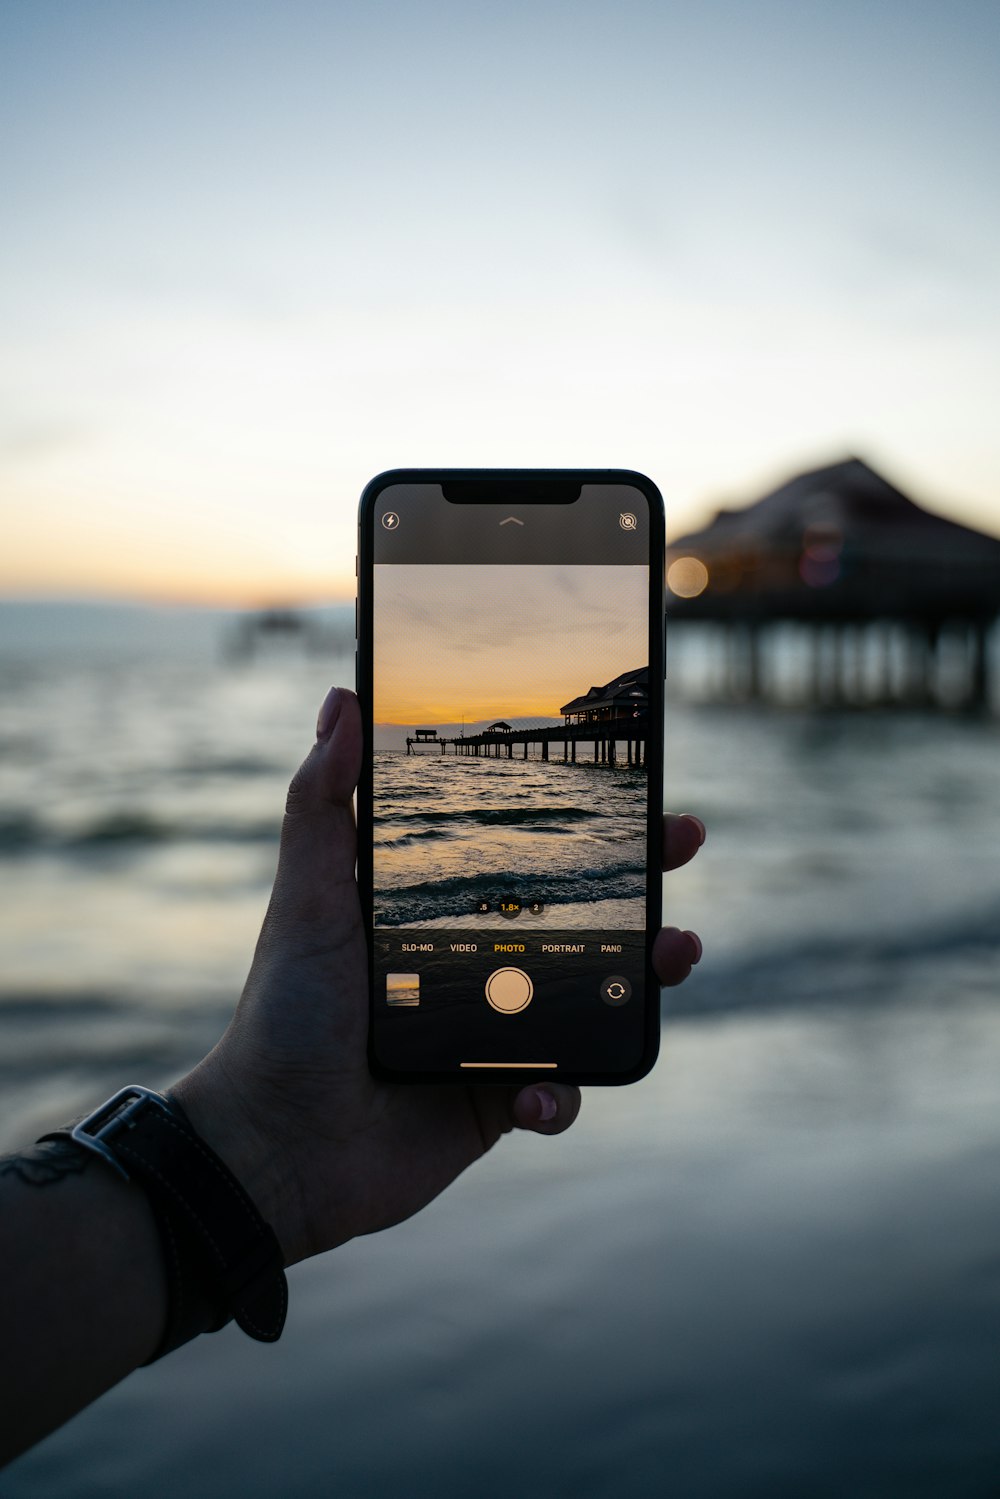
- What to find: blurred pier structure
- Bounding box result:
[406,668,649,764]
[225,606,352,660]
[665,460,1000,711]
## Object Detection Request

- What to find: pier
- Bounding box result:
[665,459,1000,711]
[405,715,647,765]
[225,606,352,661]
[405,666,649,765]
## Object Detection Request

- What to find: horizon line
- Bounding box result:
[0,590,356,612]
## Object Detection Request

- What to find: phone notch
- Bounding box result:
[443,479,581,506]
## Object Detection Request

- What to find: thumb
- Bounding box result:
[263,686,364,940]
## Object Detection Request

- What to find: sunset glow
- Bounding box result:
[374,564,647,727]
[2,5,998,606]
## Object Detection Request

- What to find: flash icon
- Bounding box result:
[619,512,637,531]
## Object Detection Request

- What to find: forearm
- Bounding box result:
[0,1139,167,1467]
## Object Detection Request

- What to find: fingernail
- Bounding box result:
[682,814,706,845]
[684,930,703,964]
[534,1088,558,1123]
[316,686,343,741]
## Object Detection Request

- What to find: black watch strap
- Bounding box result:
[40,1086,287,1361]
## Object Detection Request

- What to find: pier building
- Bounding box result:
[405,669,649,764]
[665,458,1000,710]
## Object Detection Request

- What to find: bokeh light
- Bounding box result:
[667,556,710,598]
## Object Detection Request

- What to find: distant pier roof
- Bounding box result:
[667,458,1000,623]
[561,666,649,717]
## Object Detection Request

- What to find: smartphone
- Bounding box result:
[357,469,665,1085]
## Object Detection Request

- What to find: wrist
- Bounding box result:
[43,1083,287,1358]
[169,1054,307,1268]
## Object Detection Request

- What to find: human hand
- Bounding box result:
[173,687,704,1266]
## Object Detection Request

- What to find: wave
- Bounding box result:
[0,800,619,854]
[665,906,1000,1021]
[173,756,285,778]
[375,806,602,828]
[0,811,280,855]
[374,828,457,849]
[0,813,39,852]
[374,861,644,925]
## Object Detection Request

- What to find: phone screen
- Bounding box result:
[359,473,664,1083]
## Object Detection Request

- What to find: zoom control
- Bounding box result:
[473,897,545,918]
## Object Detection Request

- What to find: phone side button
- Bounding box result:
[663,615,668,679]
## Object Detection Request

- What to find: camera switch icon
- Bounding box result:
[600,975,632,1007]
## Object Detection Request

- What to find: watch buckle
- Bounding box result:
[70,1085,168,1180]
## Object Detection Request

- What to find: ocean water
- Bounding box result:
[2,605,999,1496]
[373,750,646,928]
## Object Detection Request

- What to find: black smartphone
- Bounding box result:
[357,469,665,1085]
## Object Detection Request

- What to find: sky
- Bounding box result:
[2,0,999,604]
[374,564,647,724]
